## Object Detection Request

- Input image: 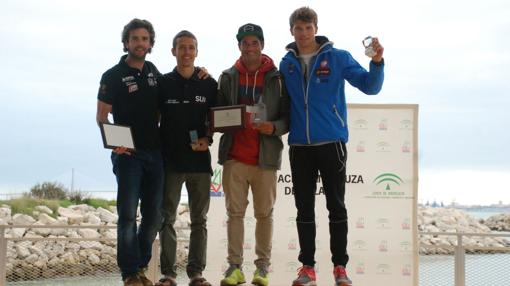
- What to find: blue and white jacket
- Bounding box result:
[279,36,384,145]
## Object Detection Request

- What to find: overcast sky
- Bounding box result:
[1,0,509,205]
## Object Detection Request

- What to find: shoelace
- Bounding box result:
[334,266,347,278]
[297,266,314,277]
[224,265,239,276]
[256,267,268,277]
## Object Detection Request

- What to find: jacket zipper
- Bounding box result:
[303,48,329,144]
[333,104,345,127]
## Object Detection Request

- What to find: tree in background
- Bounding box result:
[29,181,67,200]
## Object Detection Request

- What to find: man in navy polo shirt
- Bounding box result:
[155,30,217,286]
[96,18,163,286]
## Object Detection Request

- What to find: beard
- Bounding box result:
[127,47,150,60]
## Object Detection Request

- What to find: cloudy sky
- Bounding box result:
[1,0,509,205]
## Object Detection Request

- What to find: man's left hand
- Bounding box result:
[253,122,275,135]
[371,37,384,63]
[191,137,210,151]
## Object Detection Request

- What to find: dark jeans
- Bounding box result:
[160,171,211,278]
[289,142,349,267]
[111,150,164,279]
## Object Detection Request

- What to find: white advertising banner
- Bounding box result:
[203,104,419,286]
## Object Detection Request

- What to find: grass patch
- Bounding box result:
[82,198,116,210]
[0,196,62,217]
[0,196,116,217]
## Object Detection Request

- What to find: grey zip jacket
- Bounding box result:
[216,65,289,170]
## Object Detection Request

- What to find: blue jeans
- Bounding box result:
[111,150,164,279]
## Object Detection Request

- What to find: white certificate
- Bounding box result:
[99,122,136,150]
[210,105,246,132]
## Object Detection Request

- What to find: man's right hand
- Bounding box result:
[113,146,131,155]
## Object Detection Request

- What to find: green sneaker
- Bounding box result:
[252,267,269,286]
[220,265,245,286]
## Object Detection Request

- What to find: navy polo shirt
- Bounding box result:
[158,67,217,172]
[98,55,161,150]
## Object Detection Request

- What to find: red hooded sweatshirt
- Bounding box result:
[228,54,275,165]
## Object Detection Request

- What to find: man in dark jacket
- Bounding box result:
[156,30,217,286]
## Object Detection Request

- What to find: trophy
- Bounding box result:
[363,36,377,57]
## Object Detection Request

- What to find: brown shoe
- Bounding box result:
[189,275,211,286]
[124,275,144,286]
[138,270,154,286]
[155,276,177,286]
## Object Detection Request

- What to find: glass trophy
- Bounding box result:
[363,36,377,57]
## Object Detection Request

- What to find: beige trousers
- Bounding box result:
[222,160,277,268]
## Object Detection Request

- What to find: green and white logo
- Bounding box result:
[373,173,404,190]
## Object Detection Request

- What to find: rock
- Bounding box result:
[12,213,36,225]
[85,213,101,225]
[57,207,84,225]
[37,213,57,225]
[0,206,12,219]
[483,214,510,231]
[77,228,100,239]
[35,205,53,215]
[97,207,118,223]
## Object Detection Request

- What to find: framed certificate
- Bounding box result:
[99,122,136,150]
[210,105,246,132]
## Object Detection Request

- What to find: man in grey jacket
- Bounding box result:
[216,23,289,286]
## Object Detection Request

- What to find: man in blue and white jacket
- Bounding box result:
[279,7,384,286]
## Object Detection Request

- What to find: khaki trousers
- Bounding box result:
[222,160,277,268]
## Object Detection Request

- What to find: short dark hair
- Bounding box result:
[121,18,155,52]
[289,7,318,28]
[172,30,197,49]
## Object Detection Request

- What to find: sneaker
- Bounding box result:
[252,267,269,286]
[124,275,144,286]
[333,265,352,286]
[138,269,154,286]
[292,265,316,286]
[220,265,246,286]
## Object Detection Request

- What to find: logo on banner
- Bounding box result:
[377,264,392,275]
[373,173,404,191]
[286,262,299,272]
[402,141,411,153]
[287,217,296,227]
[376,218,391,229]
[243,238,253,250]
[220,238,228,249]
[402,264,412,276]
[356,141,366,152]
[245,217,255,227]
[288,238,297,250]
[400,241,412,252]
[356,262,366,274]
[353,240,368,251]
[400,119,413,130]
[210,168,223,196]
[355,217,365,229]
[376,141,391,152]
[353,119,368,129]
[378,119,388,130]
[401,218,411,230]
[378,240,388,252]
[315,239,322,250]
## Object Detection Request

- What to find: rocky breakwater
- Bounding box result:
[418,207,510,255]
[0,204,191,281]
[482,213,510,232]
